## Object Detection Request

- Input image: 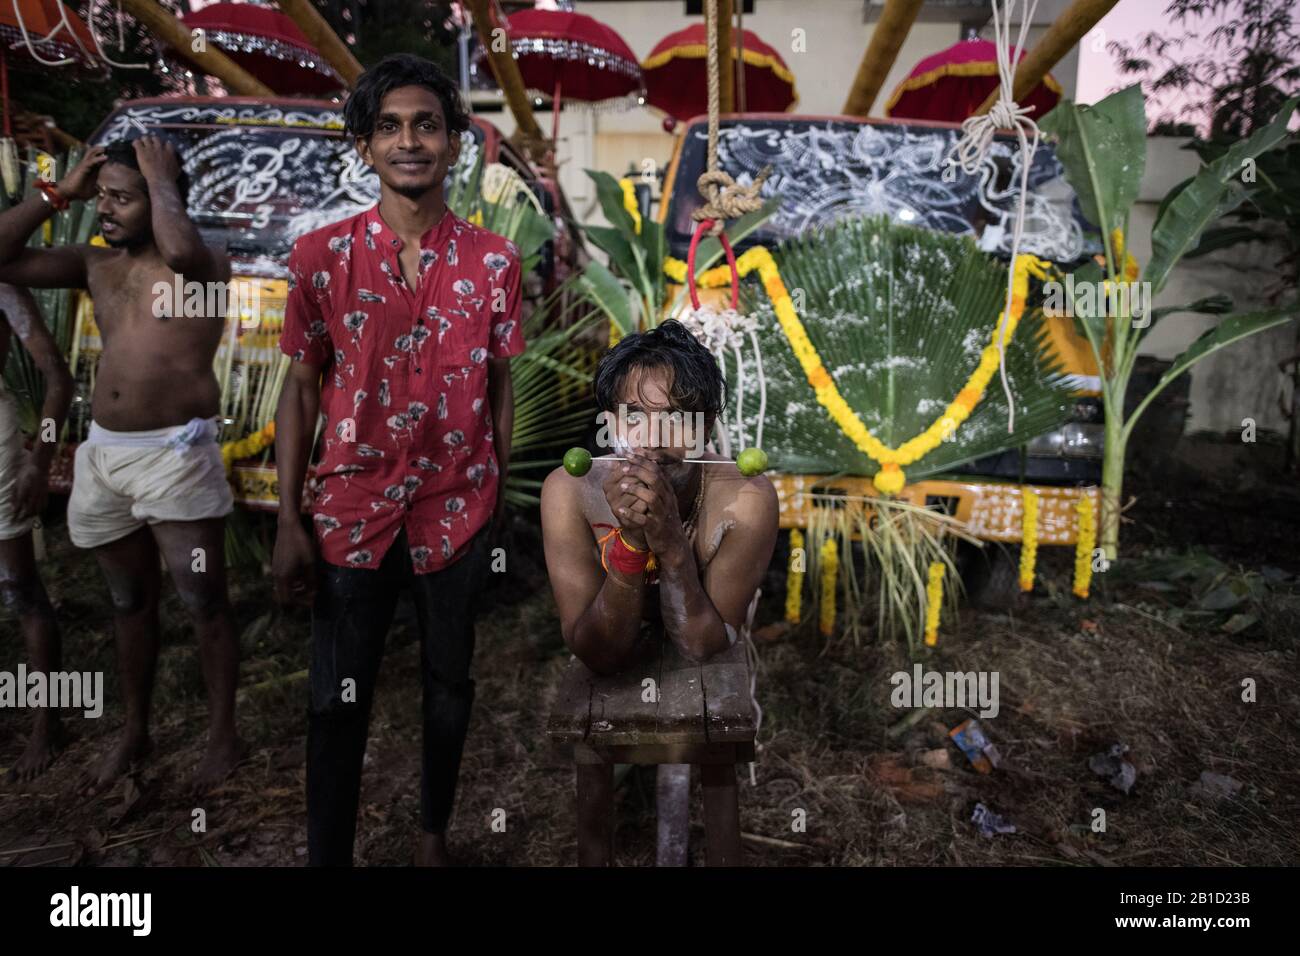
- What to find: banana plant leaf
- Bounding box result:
[1039,85,1147,254]
[578,258,635,336]
[1125,306,1297,437]
[733,215,1075,480]
[1146,96,1299,294]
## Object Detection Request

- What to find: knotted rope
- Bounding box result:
[692,0,771,238]
[944,0,1042,434]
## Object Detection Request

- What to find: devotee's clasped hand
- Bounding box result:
[614,450,689,560]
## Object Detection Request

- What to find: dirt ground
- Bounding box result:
[2,432,1298,867]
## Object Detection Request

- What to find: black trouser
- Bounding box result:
[306,524,490,866]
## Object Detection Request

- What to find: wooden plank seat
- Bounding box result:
[547,637,756,866]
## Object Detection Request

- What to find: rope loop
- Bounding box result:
[686,218,739,311]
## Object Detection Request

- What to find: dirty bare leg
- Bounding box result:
[0,531,64,782]
[83,526,161,793]
[152,517,244,791]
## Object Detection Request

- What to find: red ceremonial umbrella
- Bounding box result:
[470,7,641,168]
[0,0,101,136]
[885,39,1061,124]
[471,8,642,108]
[641,24,797,124]
[180,2,343,96]
[471,5,643,157]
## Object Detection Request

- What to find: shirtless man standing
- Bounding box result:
[541,318,779,671]
[0,283,72,780]
[0,137,243,791]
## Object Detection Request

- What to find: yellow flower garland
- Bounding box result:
[818,535,838,637]
[1108,227,1140,282]
[1073,496,1096,599]
[221,421,276,473]
[665,247,1050,493]
[618,178,642,235]
[1019,488,1040,592]
[924,561,945,647]
[785,528,805,624]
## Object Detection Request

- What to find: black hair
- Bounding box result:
[103,139,190,207]
[593,319,727,421]
[344,53,471,140]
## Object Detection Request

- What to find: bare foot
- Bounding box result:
[415,831,454,866]
[190,735,247,792]
[80,731,151,796]
[8,716,64,783]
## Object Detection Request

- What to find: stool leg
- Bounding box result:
[656,763,691,867]
[701,762,743,866]
[576,762,613,866]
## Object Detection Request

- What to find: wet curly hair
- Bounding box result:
[593,319,728,424]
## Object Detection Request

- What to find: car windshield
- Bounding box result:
[90,101,483,272]
[665,117,1099,265]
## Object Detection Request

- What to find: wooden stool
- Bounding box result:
[547,638,756,866]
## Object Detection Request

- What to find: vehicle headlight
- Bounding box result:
[1026,423,1104,459]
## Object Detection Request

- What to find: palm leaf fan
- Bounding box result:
[735,214,1074,481]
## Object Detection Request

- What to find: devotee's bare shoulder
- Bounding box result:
[541,457,620,530]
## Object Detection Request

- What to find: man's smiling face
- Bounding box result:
[355,84,462,198]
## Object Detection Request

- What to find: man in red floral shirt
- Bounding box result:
[272,54,523,866]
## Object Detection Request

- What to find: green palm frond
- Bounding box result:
[505,279,601,507]
[447,148,553,274]
[734,215,1074,481]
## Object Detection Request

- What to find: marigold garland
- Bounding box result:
[785,528,805,624]
[924,561,945,647]
[221,421,276,472]
[818,535,838,637]
[665,247,1050,493]
[1073,495,1096,599]
[618,177,642,234]
[1019,488,1040,592]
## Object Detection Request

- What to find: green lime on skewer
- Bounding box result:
[563,447,593,477]
[736,447,768,477]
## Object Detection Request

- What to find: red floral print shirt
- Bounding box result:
[281,204,524,573]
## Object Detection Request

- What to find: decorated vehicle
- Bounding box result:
[655,112,1113,609]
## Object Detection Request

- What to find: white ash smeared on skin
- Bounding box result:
[701,515,738,567]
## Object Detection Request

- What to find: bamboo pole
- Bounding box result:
[465,0,547,163]
[841,0,924,117]
[117,0,274,96]
[276,0,364,89]
[974,0,1120,118]
[716,0,735,114]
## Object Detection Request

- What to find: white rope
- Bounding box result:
[748,327,766,451]
[9,0,93,67]
[944,0,1041,434]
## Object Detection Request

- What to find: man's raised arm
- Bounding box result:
[0,147,106,290]
[131,137,228,283]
